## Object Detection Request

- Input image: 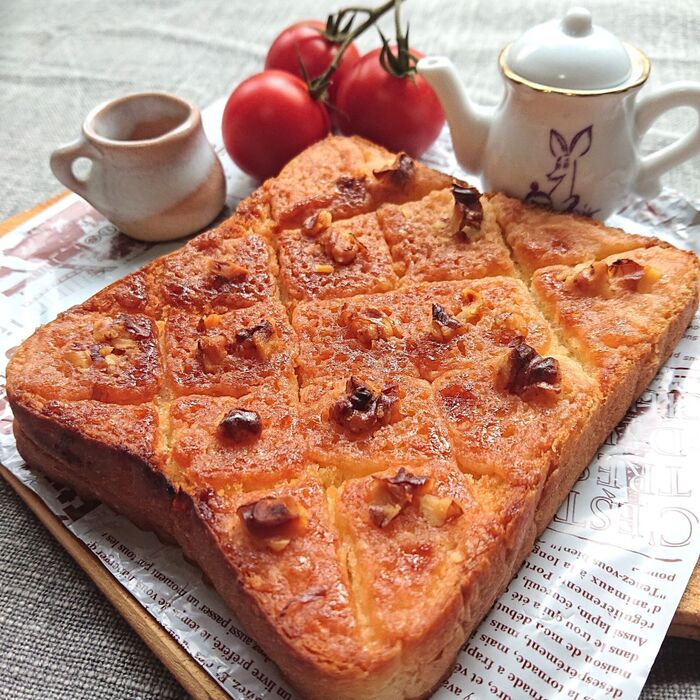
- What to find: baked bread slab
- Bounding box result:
[7,135,699,700]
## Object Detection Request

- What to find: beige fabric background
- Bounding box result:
[1,1,699,698]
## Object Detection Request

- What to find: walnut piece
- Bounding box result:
[323,229,360,265]
[339,306,403,347]
[497,337,561,397]
[608,258,644,285]
[65,349,91,369]
[219,408,262,443]
[456,288,484,324]
[637,265,662,292]
[451,180,483,234]
[502,311,529,337]
[197,334,227,371]
[92,319,120,343]
[197,314,222,332]
[608,258,660,292]
[368,468,431,528]
[372,153,415,188]
[111,337,138,352]
[266,538,292,552]
[234,320,277,360]
[121,315,152,339]
[563,261,611,298]
[564,258,660,297]
[88,315,146,367]
[378,468,431,507]
[368,502,403,528]
[330,377,401,435]
[419,494,463,527]
[210,260,248,289]
[238,496,307,544]
[431,303,467,342]
[302,209,332,238]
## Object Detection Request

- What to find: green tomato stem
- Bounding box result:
[308,0,405,101]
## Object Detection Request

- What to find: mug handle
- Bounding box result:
[49,136,100,201]
[633,81,700,199]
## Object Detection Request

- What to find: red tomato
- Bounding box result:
[221,70,330,181]
[335,47,445,158]
[265,20,360,104]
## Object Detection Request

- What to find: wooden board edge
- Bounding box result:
[0,462,227,700]
[667,623,700,641]
[670,562,700,639]
[0,191,69,237]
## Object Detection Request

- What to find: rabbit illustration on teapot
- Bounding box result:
[418,7,700,220]
[524,125,597,216]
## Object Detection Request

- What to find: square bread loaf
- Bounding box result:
[7,136,699,700]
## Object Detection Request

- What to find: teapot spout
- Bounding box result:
[417,56,493,175]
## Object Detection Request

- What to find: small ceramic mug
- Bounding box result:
[50,92,226,241]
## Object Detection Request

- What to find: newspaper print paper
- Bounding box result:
[1,99,699,700]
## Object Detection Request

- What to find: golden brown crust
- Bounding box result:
[533,261,699,534]
[7,311,162,404]
[292,277,555,386]
[300,376,454,480]
[278,211,398,305]
[163,300,298,398]
[167,385,304,493]
[261,136,452,236]
[490,191,662,279]
[433,352,599,488]
[530,246,700,394]
[7,134,700,700]
[12,404,175,541]
[379,191,516,283]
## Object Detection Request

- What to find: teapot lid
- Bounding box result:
[506,7,633,91]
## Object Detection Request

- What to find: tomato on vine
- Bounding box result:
[221,71,331,181]
[221,1,422,180]
[335,3,445,157]
[265,20,360,105]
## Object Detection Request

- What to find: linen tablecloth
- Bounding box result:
[1,1,699,698]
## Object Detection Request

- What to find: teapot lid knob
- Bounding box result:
[505,6,634,91]
[561,7,592,37]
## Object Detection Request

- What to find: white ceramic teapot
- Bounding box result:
[418,7,700,219]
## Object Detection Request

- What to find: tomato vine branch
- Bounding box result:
[308,0,404,100]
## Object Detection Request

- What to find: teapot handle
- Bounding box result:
[633,81,700,199]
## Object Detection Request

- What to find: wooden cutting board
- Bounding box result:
[1,195,698,700]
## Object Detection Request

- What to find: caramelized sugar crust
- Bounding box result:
[41,399,161,464]
[263,135,452,232]
[433,354,599,487]
[300,376,454,480]
[378,189,515,283]
[159,232,278,313]
[332,462,498,647]
[278,211,398,304]
[7,136,699,700]
[168,382,303,493]
[531,246,700,392]
[184,479,383,671]
[490,192,658,279]
[8,310,162,403]
[83,261,164,317]
[293,277,554,384]
[164,299,297,398]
